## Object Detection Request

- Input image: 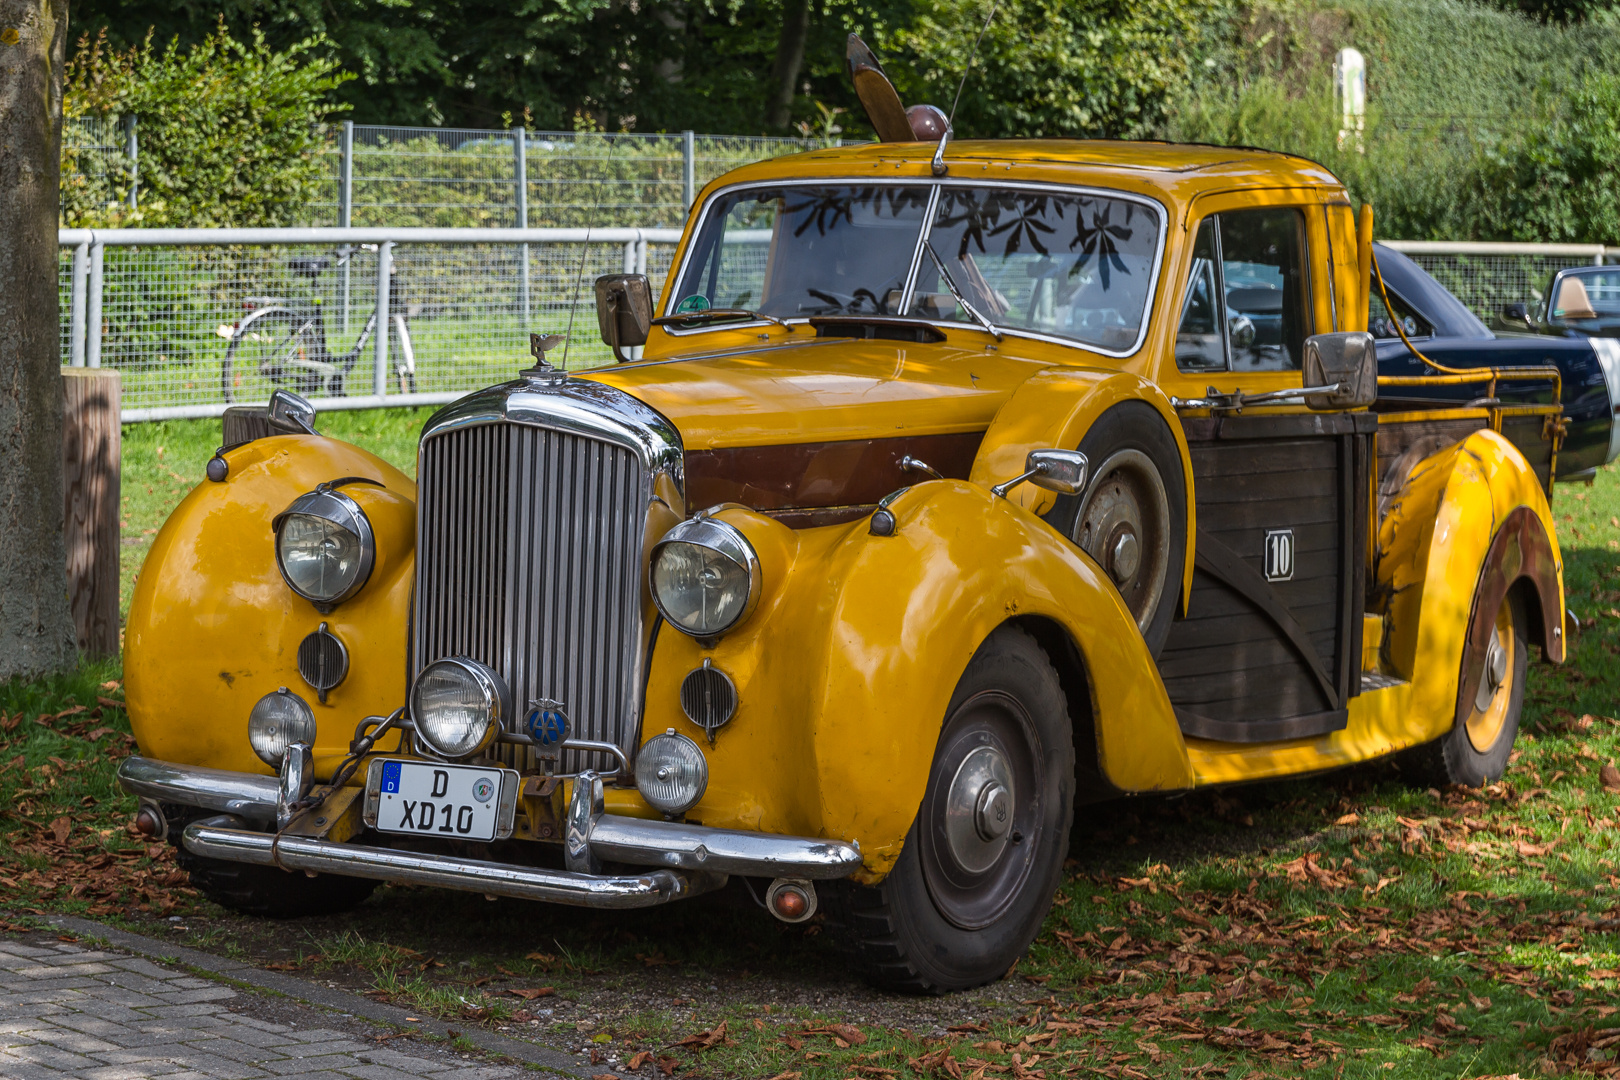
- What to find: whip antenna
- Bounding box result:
[560,161,602,370]
[949,4,999,127]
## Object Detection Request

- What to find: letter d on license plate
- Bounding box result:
[363,759,519,842]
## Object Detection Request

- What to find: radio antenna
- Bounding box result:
[559,161,601,371]
[949,4,998,128]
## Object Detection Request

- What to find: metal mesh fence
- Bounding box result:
[1386,247,1603,323]
[60,232,682,417]
[309,126,829,230]
[60,231,1610,420]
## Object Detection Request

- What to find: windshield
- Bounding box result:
[669,182,1163,354]
[912,187,1161,352]
[670,185,931,319]
[1550,269,1620,323]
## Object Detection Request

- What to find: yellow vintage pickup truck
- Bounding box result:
[117,52,1567,993]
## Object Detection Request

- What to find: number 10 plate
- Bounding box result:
[363,759,520,842]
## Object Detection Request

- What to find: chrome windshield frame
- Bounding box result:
[663,176,1170,361]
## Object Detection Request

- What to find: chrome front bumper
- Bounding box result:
[117,756,863,907]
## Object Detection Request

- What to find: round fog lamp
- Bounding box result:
[410,657,509,759]
[248,687,317,767]
[635,728,708,816]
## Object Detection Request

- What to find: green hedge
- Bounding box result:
[1162,0,1620,243]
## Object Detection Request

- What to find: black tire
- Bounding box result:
[1045,402,1188,656]
[175,848,377,918]
[829,626,1073,993]
[223,309,321,404]
[1400,589,1529,787]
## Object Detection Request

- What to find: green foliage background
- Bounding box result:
[58,0,1620,243]
[62,23,350,228]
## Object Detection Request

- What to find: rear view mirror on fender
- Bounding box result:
[594,274,653,362]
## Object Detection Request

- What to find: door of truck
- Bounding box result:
[1157,198,1372,742]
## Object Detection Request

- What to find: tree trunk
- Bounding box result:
[0,0,77,678]
[767,0,812,130]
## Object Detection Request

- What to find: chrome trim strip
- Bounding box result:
[664,176,1170,361]
[117,756,279,824]
[181,822,725,910]
[587,814,863,879]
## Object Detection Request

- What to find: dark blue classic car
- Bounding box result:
[1372,244,1620,482]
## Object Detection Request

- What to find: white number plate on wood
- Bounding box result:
[363,759,519,842]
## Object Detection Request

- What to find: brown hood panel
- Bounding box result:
[686,431,984,518]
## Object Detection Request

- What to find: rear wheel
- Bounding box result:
[829,626,1073,993]
[1401,590,1529,786]
[223,310,321,404]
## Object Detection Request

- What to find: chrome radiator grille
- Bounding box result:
[413,421,647,772]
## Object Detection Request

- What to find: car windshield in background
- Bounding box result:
[914,187,1161,353]
[1550,270,1620,324]
[671,185,931,320]
[670,182,1163,355]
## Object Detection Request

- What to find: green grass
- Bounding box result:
[118,407,435,616]
[8,422,1620,1079]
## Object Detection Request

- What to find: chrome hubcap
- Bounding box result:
[1109,530,1141,583]
[1476,633,1508,713]
[943,746,1014,874]
[1073,449,1170,632]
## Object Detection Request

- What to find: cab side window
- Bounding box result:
[1175,208,1311,373]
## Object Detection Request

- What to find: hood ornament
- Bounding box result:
[524,333,568,385]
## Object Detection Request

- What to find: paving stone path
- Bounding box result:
[0,937,532,1080]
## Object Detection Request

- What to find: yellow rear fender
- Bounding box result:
[649,482,1191,882]
[124,435,416,777]
[969,369,1197,613]
[1376,428,1563,746]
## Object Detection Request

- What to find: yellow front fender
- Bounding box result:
[642,481,1192,881]
[125,435,416,777]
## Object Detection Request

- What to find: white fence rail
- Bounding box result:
[58,231,1612,423]
[59,227,682,422]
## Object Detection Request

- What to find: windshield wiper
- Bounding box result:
[652,308,796,333]
[922,241,1004,341]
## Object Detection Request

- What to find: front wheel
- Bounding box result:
[176,848,377,918]
[829,626,1073,993]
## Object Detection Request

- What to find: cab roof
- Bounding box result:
[702,138,1346,209]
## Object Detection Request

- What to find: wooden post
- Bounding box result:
[60,367,121,657]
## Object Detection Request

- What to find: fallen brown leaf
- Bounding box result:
[507,987,555,1000]
[1601,762,1620,793]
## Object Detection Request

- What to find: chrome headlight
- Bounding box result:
[272,487,375,611]
[248,687,317,767]
[649,516,761,637]
[410,657,510,759]
[634,728,708,816]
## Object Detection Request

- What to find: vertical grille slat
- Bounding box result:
[414,421,647,772]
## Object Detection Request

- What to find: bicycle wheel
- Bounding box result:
[222,309,321,405]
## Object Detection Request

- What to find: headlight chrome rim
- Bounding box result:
[649,515,762,638]
[272,487,376,611]
[409,656,510,760]
[247,687,318,768]
[634,728,709,816]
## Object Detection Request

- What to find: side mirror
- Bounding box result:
[1302,331,1377,409]
[992,448,1088,499]
[268,389,317,434]
[1501,301,1532,327]
[594,274,653,363]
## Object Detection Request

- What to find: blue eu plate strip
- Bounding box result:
[381,760,402,794]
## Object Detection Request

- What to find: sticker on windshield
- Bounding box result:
[674,294,711,315]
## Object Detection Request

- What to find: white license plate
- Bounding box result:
[364,759,517,842]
